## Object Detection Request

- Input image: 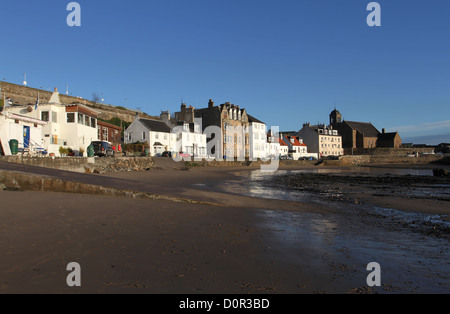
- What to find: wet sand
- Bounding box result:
[0,162,449,294]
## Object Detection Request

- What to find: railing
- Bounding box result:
[20,138,47,156]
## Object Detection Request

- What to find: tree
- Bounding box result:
[92,92,101,103]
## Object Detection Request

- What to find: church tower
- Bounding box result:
[329,108,342,128]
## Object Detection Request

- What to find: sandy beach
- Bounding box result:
[0,160,449,294]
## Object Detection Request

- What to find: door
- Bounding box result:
[23,126,31,148]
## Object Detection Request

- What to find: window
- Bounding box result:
[155,133,159,139]
[52,112,57,123]
[67,113,75,123]
[78,113,83,124]
[85,115,90,127]
[41,111,49,122]
[164,134,167,140]
[91,118,96,128]
[102,128,108,141]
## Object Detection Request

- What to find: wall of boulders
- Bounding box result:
[84,157,154,173]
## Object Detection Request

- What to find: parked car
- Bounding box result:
[179,152,191,158]
[90,141,114,157]
[161,151,172,158]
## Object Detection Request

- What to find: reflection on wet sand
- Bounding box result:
[203,166,450,293]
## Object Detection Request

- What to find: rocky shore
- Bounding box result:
[259,171,450,239]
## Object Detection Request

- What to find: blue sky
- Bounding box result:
[1,0,449,143]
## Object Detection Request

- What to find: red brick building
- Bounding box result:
[97,120,122,146]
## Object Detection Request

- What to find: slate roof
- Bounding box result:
[247,114,265,124]
[139,119,172,133]
[378,132,398,141]
[344,121,380,137]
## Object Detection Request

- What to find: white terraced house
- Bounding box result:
[248,114,268,160]
[172,120,208,158]
[124,117,176,156]
[0,110,47,156]
[5,88,100,156]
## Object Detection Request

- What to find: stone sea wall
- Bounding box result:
[0,156,154,173]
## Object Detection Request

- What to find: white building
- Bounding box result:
[0,110,47,155]
[172,121,208,158]
[266,129,280,159]
[5,88,100,156]
[124,117,176,156]
[248,114,268,160]
[124,117,208,158]
[279,137,289,157]
[282,135,318,160]
[297,123,344,158]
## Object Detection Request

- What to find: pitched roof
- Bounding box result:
[344,121,380,137]
[279,138,288,146]
[378,132,398,141]
[139,119,172,133]
[247,114,265,124]
[97,120,122,130]
[285,135,302,146]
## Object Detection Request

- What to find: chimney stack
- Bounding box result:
[208,99,214,108]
